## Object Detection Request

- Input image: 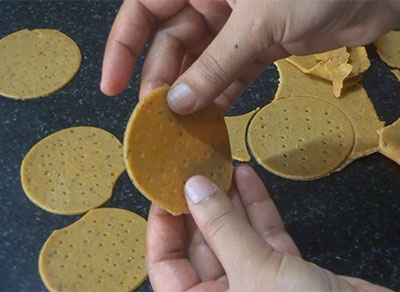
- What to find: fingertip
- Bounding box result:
[234,164,270,203]
[183,174,267,270]
[167,83,199,115]
[100,66,129,96]
[101,40,136,96]
[234,163,256,181]
[139,80,168,101]
[149,203,172,217]
[235,163,252,172]
[184,175,219,205]
[100,80,120,96]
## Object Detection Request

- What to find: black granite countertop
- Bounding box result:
[0,1,399,291]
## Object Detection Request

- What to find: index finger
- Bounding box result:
[101,0,188,96]
[101,0,155,96]
[234,164,300,256]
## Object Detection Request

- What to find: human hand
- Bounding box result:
[101,0,400,113]
[146,164,392,291]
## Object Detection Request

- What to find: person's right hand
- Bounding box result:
[101,0,400,114]
[147,164,393,292]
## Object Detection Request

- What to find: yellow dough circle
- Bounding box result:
[21,127,125,215]
[0,29,81,99]
[248,96,355,180]
[39,208,147,292]
[274,59,384,163]
[124,86,233,215]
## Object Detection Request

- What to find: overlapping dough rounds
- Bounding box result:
[275,59,384,165]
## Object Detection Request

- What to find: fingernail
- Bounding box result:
[185,176,218,204]
[167,83,197,113]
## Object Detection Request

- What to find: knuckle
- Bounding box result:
[253,24,275,52]
[190,0,228,17]
[156,31,184,53]
[261,225,284,242]
[114,39,139,61]
[198,53,230,87]
[203,209,234,239]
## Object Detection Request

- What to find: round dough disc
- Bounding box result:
[0,29,81,99]
[39,208,147,292]
[124,86,233,215]
[248,96,355,180]
[21,126,125,215]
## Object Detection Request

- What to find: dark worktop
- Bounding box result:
[0,1,399,291]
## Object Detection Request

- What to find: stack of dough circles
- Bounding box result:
[21,126,125,215]
[39,208,147,292]
[248,96,355,180]
[0,29,81,99]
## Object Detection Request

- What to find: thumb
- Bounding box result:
[167,7,272,115]
[184,175,271,274]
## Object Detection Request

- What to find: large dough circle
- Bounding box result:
[0,29,81,99]
[248,96,355,180]
[124,86,233,215]
[21,127,125,215]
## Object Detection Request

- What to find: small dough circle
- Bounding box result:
[0,29,81,99]
[248,96,355,180]
[21,126,125,215]
[39,208,147,292]
[124,86,233,215]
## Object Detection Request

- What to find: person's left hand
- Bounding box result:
[146,164,391,291]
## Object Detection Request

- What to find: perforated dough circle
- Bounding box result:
[124,85,233,215]
[21,127,125,215]
[39,208,147,292]
[0,29,81,99]
[248,96,355,180]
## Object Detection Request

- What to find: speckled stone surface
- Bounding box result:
[0,1,399,291]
